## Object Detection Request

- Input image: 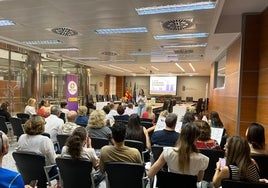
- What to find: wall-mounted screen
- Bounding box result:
[149,76,177,95]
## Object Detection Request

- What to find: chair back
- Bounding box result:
[186,97,193,102]
[56,134,70,151]
[105,162,146,188]
[125,139,147,162]
[9,117,24,141]
[221,179,268,188]
[12,151,56,188]
[199,148,225,182]
[56,157,94,188]
[140,118,153,123]
[0,115,8,134]
[151,145,164,163]
[155,171,197,188]
[251,153,268,179]
[16,113,30,124]
[91,137,110,149]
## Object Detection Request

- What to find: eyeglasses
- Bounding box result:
[0,131,4,154]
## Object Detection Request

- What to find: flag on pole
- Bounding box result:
[132,82,137,104]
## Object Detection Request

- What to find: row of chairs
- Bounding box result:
[12,149,268,188]
[150,145,268,187]
[0,116,25,141]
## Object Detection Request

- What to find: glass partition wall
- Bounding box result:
[0,44,90,115]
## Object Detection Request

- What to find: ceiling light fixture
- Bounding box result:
[189,63,196,72]
[95,27,148,34]
[45,47,79,51]
[151,66,159,71]
[154,33,208,40]
[109,65,132,72]
[0,19,15,26]
[136,1,216,15]
[161,43,207,48]
[139,66,147,71]
[22,40,63,45]
[175,63,185,72]
[99,65,124,72]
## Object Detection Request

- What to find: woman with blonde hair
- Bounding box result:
[76,105,89,127]
[86,110,112,140]
[24,98,37,117]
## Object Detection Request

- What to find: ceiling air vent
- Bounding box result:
[174,49,194,54]
[101,51,118,56]
[51,27,78,36]
[162,18,193,31]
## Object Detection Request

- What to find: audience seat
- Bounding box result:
[105,162,147,188]
[251,153,268,179]
[199,148,225,182]
[221,179,268,188]
[56,157,96,188]
[12,151,58,188]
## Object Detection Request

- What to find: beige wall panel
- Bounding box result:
[224,73,239,97]
[225,38,241,75]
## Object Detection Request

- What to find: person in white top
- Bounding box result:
[44,105,64,143]
[148,122,209,182]
[136,89,146,116]
[24,98,37,117]
[123,103,135,116]
[16,115,58,178]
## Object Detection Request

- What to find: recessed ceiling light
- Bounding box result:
[175,63,185,72]
[154,33,208,40]
[22,40,63,45]
[0,19,15,26]
[136,1,216,15]
[99,65,124,72]
[95,27,148,34]
[45,47,79,51]
[189,63,196,72]
[161,43,207,48]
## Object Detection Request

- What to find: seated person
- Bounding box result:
[61,126,105,185]
[246,122,268,154]
[148,122,209,182]
[194,120,221,150]
[99,121,142,173]
[150,113,179,146]
[75,106,89,127]
[58,111,80,135]
[0,131,30,188]
[123,103,135,116]
[113,105,129,122]
[0,102,11,122]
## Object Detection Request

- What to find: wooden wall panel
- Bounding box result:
[257,98,268,125]
[257,8,268,131]
[241,71,259,96]
[224,73,239,97]
[258,70,268,96]
[240,97,257,121]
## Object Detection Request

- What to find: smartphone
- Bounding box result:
[29,180,38,187]
[219,158,226,168]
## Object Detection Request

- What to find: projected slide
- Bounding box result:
[150,76,177,95]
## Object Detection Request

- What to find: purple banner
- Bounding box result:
[66,74,78,111]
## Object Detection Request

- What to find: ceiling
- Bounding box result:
[0,0,267,76]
